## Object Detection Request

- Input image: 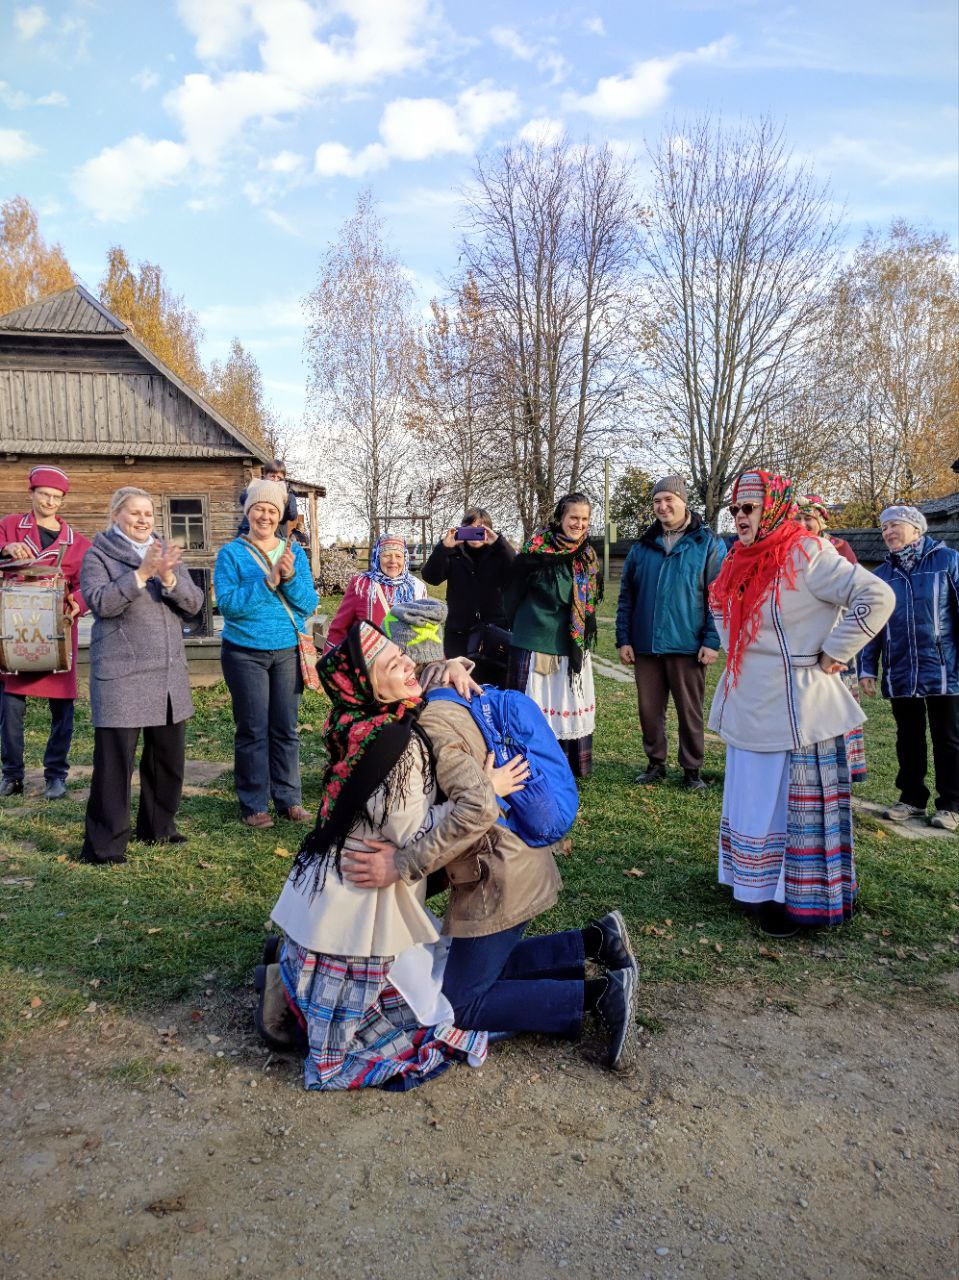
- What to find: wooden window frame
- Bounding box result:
[162,493,210,553]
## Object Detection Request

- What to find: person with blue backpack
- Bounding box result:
[342,621,639,1071]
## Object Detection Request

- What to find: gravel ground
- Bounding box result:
[2,982,956,1280]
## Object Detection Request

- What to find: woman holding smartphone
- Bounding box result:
[214,479,318,829]
[421,508,515,684]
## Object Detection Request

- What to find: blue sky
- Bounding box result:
[1,0,957,457]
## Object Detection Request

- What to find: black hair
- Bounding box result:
[552,492,592,525]
[462,506,493,528]
[264,459,286,476]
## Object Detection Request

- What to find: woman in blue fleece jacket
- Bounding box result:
[214,479,318,828]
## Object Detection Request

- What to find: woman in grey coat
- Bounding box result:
[79,487,204,864]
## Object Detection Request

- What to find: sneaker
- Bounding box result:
[882,801,926,822]
[587,910,638,973]
[634,762,666,785]
[929,810,959,832]
[683,770,707,792]
[594,966,639,1071]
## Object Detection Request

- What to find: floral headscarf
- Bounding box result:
[708,470,809,688]
[797,495,830,531]
[292,621,422,892]
[363,533,417,607]
[518,526,602,674]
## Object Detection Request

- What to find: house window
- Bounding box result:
[168,496,207,550]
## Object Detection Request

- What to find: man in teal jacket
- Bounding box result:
[615,476,726,790]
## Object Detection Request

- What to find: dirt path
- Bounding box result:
[2,984,955,1280]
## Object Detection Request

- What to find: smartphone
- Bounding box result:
[456,525,486,542]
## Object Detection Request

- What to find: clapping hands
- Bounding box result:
[270,541,295,588]
[137,540,182,588]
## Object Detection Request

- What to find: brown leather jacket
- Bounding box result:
[392,698,563,938]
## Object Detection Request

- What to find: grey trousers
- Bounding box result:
[634,653,706,771]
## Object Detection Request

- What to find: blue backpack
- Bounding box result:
[426,686,579,847]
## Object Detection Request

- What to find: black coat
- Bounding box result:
[421,535,516,651]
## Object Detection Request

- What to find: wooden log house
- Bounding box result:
[0,285,325,645]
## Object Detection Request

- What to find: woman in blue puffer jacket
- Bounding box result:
[859,504,959,831]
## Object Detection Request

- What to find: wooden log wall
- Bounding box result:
[0,457,256,572]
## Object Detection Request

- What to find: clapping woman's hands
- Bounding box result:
[157,541,182,588]
[136,541,164,586]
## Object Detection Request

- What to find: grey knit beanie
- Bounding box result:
[879,504,927,535]
[383,598,448,665]
[652,474,688,503]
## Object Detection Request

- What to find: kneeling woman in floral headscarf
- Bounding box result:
[708,472,894,937]
[265,621,497,1090]
[505,494,603,778]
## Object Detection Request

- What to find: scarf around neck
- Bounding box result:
[520,525,602,673]
[708,471,809,689]
[891,538,924,574]
[362,533,417,610]
[111,524,155,562]
[292,621,423,893]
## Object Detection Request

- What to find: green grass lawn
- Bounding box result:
[1,583,956,1042]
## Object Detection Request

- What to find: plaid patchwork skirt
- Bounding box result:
[507,645,594,777]
[719,735,856,927]
[280,943,487,1091]
[841,668,867,782]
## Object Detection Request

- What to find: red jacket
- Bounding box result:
[0,512,91,699]
[324,572,428,652]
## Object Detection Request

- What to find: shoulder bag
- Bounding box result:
[240,538,320,692]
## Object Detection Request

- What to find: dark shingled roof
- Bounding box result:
[0,284,126,334]
[918,491,959,521]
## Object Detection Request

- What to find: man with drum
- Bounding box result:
[0,466,90,799]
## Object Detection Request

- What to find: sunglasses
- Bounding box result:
[729,503,758,517]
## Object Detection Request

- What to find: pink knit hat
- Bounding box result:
[29,465,70,494]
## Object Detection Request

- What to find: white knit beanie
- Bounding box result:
[879,505,927,535]
[244,478,287,517]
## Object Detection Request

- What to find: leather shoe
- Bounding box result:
[594,966,639,1071]
[586,910,637,973]
[634,762,666,785]
[278,805,311,823]
[683,770,707,792]
[44,778,67,800]
[0,778,24,797]
[242,812,274,829]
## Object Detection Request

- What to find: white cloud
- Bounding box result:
[316,81,519,176]
[71,135,190,221]
[264,208,302,237]
[566,36,734,119]
[0,81,66,108]
[14,5,48,40]
[814,134,959,185]
[489,23,569,84]
[583,16,606,37]
[518,116,564,146]
[132,68,161,91]
[260,150,307,175]
[167,0,435,166]
[0,128,40,164]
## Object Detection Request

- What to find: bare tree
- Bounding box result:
[639,116,840,525]
[303,192,419,544]
[461,138,640,535]
[824,221,959,518]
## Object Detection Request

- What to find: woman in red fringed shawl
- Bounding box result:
[706,471,894,937]
[797,495,868,781]
[504,493,603,778]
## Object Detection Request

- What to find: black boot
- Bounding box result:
[0,778,24,797]
[634,762,666,785]
[683,769,707,792]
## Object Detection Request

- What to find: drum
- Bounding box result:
[0,570,72,676]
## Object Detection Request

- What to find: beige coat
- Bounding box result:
[708,536,895,753]
[394,699,563,938]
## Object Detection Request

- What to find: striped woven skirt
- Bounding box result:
[841,668,867,782]
[507,645,595,777]
[280,943,487,1091]
[718,735,855,927]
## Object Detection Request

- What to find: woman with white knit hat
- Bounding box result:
[214,478,318,828]
[859,503,959,831]
[707,470,894,936]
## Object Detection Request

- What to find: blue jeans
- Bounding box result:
[221,640,303,816]
[1,692,75,782]
[441,922,585,1038]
